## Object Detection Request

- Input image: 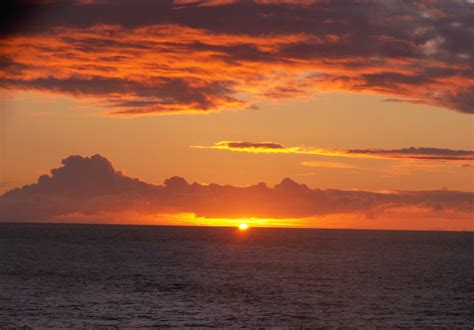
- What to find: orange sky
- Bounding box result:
[0,0,473,230]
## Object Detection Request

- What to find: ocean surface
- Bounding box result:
[0,223,473,327]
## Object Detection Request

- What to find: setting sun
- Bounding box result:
[238,223,249,231]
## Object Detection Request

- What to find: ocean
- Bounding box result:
[0,223,472,327]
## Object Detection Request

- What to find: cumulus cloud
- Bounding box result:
[194,141,474,163]
[0,155,472,227]
[0,0,473,114]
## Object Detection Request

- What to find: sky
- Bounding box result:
[0,0,473,230]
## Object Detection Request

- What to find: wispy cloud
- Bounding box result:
[345,147,474,161]
[193,141,474,163]
[192,141,300,153]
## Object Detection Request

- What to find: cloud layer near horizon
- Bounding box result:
[0,155,472,228]
[1,0,473,114]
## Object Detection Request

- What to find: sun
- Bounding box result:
[238,223,249,230]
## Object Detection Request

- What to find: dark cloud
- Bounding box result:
[0,0,473,114]
[346,147,474,161]
[0,77,242,114]
[0,154,472,222]
[224,141,285,150]
[9,154,155,198]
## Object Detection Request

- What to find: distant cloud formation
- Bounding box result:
[346,147,474,161]
[219,141,286,150]
[0,0,473,114]
[0,154,472,230]
[193,141,474,162]
[192,141,296,153]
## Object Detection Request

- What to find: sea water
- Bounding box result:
[0,223,472,327]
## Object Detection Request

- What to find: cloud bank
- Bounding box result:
[0,154,472,230]
[0,0,473,114]
[193,141,474,163]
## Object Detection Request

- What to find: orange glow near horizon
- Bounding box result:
[181,214,302,228]
[101,211,473,232]
[48,210,474,232]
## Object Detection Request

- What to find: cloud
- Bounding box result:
[0,0,473,114]
[0,154,472,229]
[221,141,285,150]
[194,141,474,163]
[192,141,294,153]
[345,147,474,161]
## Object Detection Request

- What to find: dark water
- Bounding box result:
[0,223,473,327]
